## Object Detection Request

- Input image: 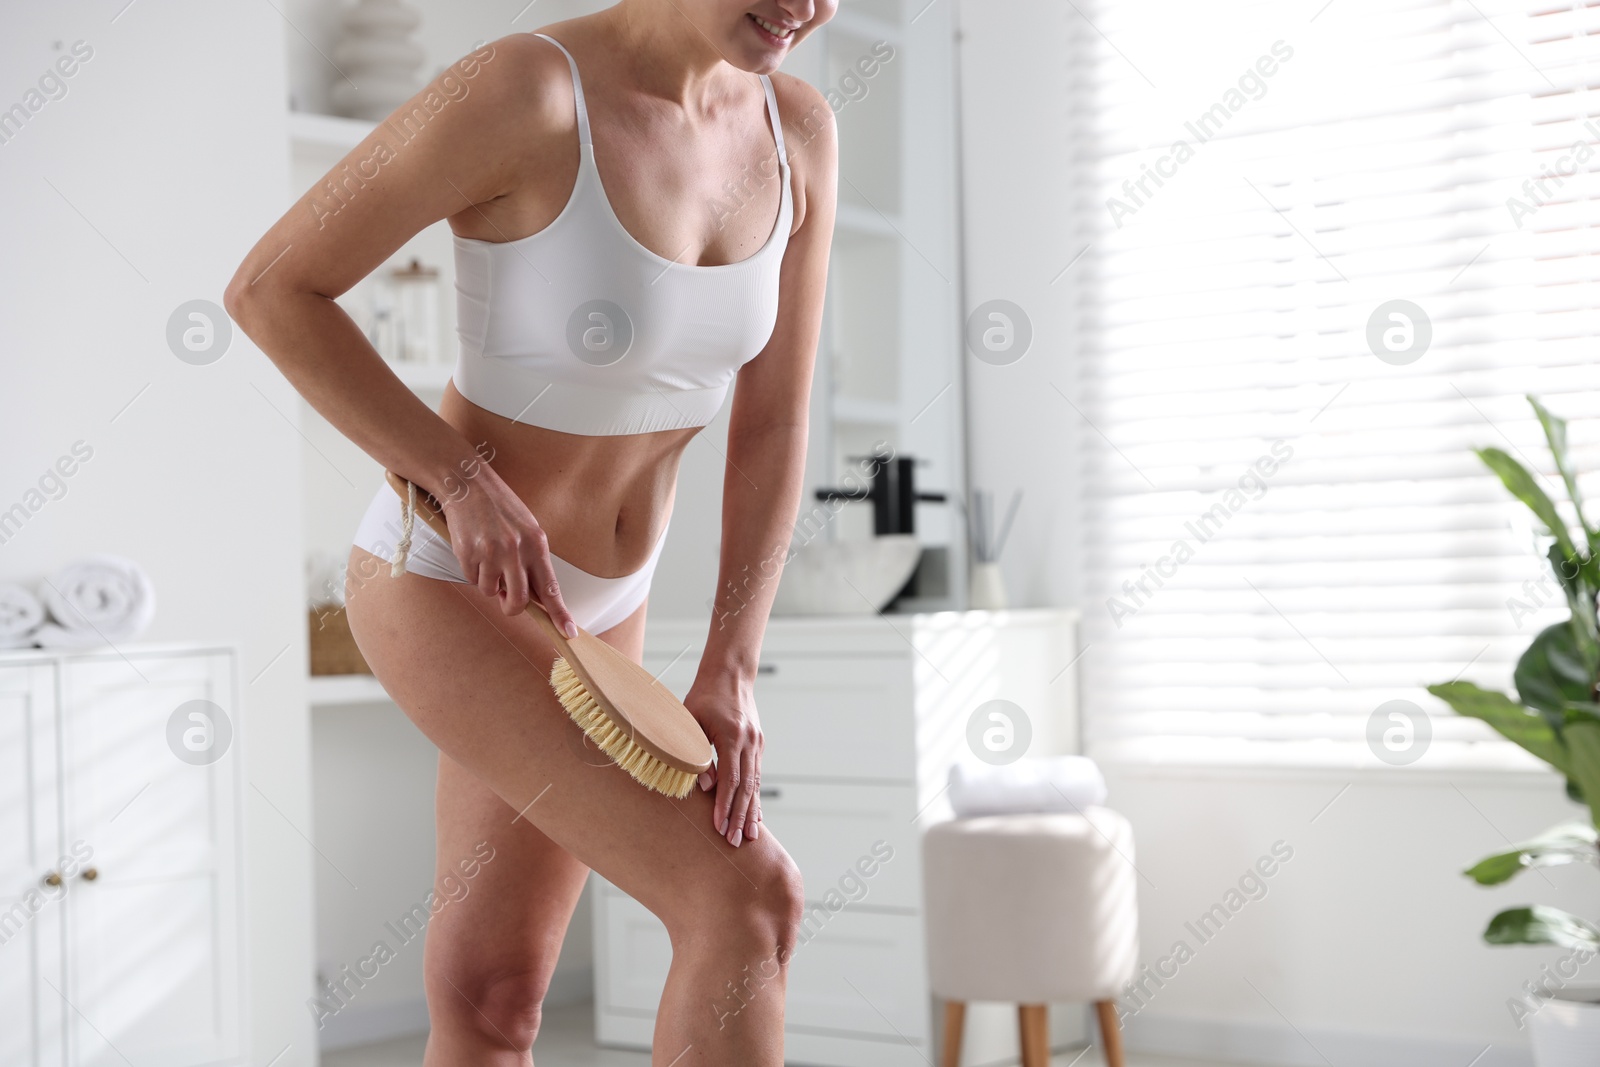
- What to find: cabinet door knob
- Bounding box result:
[759,786,782,799]
[756,663,778,675]
[42,871,62,887]
[80,867,99,882]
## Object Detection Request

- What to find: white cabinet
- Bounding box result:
[1,660,65,1067]
[593,609,1080,1067]
[0,646,245,1067]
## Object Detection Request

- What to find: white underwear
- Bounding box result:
[350,483,668,635]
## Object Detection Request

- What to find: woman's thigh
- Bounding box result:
[345,549,798,935]
[422,598,650,983]
[424,751,590,995]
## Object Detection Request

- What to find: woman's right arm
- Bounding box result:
[224,35,578,635]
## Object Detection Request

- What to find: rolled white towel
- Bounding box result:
[948,756,1107,818]
[35,555,156,648]
[0,583,46,649]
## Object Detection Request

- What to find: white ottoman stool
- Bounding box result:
[922,810,1138,1067]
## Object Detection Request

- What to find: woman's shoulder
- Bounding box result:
[434,30,588,158]
[765,71,836,225]
[765,70,834,153]
[457,30,580,103]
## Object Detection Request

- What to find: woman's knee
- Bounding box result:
[680,841,806,957]
[765,847,807,952]
[424,960,551,1051]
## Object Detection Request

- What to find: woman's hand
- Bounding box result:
[684,670,763,846]
[436,463,580,636]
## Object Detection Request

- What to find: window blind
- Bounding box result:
[1065,0,1600,766]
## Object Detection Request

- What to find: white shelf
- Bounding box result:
[307,674,392,707]
[288,110,375,153]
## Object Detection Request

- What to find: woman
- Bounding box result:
[226,2,837,1062]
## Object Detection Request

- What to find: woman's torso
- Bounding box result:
[438,382,694,576]
[434,20,795,578]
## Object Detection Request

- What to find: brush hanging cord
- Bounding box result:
[391,477,417,577]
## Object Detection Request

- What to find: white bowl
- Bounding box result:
[1530,985,1600,1067]
[771,534,922,616]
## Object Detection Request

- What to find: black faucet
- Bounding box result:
[814,453,947,605]
[815,454,947,535]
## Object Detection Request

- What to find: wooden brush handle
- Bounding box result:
[383,471,580,648]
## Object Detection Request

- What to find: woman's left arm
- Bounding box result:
[687,79,838,848]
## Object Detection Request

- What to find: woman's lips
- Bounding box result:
[747,12,794,46]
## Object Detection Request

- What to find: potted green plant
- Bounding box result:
[1428,395,1600,1065]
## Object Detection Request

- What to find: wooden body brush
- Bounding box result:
[384,471,714,798]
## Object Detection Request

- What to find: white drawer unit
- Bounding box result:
[598,887,931,1067]
[595,609,1080,1067]
[0,645,245,1067]
[759,780,921,910]
[645,650,918,781]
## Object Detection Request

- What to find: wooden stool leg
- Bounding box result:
[1095,1000,1126,1067]
[1018,1003,1049,1067]
[940,1000,965,1067]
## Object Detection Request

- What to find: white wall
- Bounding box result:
[954,0,1083,613]
[0,3,315,1065]
[955,2,1591,1063]
[1105,767,1590,1066]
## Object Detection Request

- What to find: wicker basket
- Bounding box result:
[309,606,372,676]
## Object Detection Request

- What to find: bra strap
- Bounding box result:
[532,32,592,147]
[759,74,789,170]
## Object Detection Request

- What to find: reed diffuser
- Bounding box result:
[963,487,1021,610]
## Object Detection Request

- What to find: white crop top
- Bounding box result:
[450,32,793,436]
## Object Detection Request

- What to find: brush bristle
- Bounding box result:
[549,656,697,799]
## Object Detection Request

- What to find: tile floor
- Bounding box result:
[322,999,1257,1067]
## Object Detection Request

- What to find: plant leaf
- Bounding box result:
[1478,447,1578,559]
[1463,821,1600,885]
[1562,719,1600,829]
[1546,544,1600,656]
[1426,681,1568,773]
[1484,906,1600,951]
[1529,395,1594,539]
[1515,622,1598,722]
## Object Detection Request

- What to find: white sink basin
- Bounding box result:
[770,534,923,616]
